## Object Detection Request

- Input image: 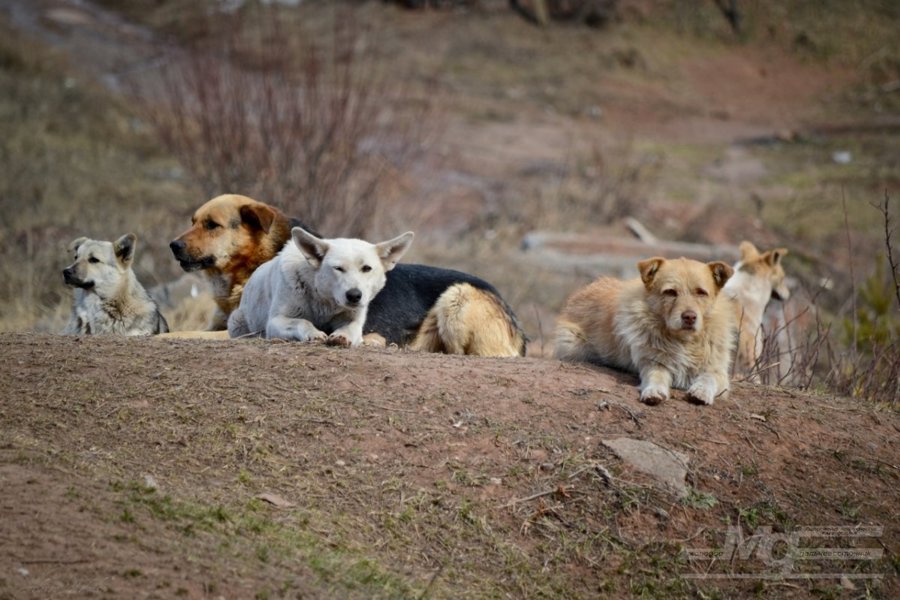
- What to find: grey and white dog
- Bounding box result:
[63,234,169,335]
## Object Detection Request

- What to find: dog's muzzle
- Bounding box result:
[63,268,93,289]
[169,240,213,272]
[680,310,698,331]
[345,288,363,306]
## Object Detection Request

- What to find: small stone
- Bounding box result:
[602,437,690,498]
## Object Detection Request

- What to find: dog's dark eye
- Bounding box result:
[333,266,345,273]
[663,289,678,297]
[204,220,221,231]
[695,288,709,297]
[88,257,100,264]
[361,265,372,273]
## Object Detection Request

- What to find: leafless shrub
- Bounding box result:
[140,7,435,237]
[579,144,656,225]
[748,193,899,405]
[876,189,900,310]
[507,142,657,234]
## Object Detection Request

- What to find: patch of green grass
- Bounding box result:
[681,488,719,510]
[838,498,862,520]
[737,501,793,530]
[622,542,700,600]
[238,469,253,486]
[111,479,422,598]
[741,463,759,477]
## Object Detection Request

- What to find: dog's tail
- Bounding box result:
[410,283,526,357]
[552,319,589,363]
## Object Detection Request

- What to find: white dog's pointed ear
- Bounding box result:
[114,233,137,267]
[708,261,734,289]
[292,227,329,267]
[68,237,89,255]
[637,257,665,286]
[375,232,414,272]
[739,241,760,263]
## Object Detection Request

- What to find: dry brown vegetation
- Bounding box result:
[140,8,437,238]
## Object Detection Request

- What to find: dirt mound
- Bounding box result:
[1,333,896,598]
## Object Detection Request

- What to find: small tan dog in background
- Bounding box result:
[723,241,789,379]
[555,257,736,405]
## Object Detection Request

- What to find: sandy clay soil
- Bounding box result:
[0,333,897,599]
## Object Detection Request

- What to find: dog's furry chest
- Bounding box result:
[77,290,160,335]
[279,260,357,332]
[615,301,723,388]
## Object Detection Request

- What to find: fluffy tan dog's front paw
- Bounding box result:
[640,384,669,406]
[686,379,717,405]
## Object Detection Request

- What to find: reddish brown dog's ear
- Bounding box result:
[637,257,665,285]
[240,203,276,233]
[708,261,734,289]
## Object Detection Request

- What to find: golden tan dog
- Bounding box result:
[169,194,303,331]
[723,241,789,379]
[409,283,525,357]
[555,257,736,405]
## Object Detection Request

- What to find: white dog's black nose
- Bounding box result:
[346,288,362,305]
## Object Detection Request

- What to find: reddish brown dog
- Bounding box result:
[169,194,309,331]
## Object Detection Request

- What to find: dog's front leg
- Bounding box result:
[687,371,728,405]
[638,363,672,405]
[266,315,326,342]
[327,307,367,348]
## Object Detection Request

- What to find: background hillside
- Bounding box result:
[0,0,898,597]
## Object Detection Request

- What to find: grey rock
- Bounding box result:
[602,437,689,498]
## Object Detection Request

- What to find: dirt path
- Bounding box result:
[1,333,896,598]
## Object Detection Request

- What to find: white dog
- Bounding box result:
[722,241,789,379]
[227,227,414,346]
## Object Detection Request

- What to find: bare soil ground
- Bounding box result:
[1,333,897,599]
